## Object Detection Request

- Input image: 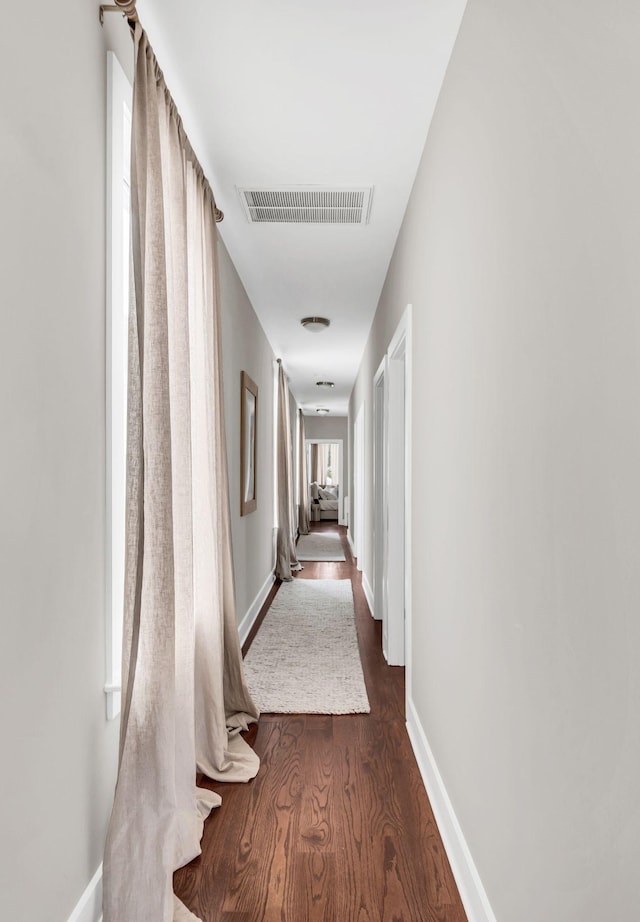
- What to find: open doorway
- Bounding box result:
[305,438,345,525]
[352,404,365,570]
[371,307,412,668]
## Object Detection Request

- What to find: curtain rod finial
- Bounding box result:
[114,0,138,19]
[277,358,282,364]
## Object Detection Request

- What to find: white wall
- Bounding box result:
[219,240,276,628]
[350,1,640,920]
[304,414,348,446]
[0,5,132,920]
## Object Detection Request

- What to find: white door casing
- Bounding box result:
[105,52,132,721]
[386,338,406,665]
[382,305,412,668]
[353,404,365,569]
[373,357,387,625]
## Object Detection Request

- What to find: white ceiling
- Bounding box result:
[136,0,466,414]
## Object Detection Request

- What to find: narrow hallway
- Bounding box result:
[174,522,467,922]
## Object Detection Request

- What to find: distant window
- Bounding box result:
[105,52,132,721]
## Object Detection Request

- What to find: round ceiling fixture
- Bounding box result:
[316,380,335,388]
[316,407,330,415]
[301,316,330,332]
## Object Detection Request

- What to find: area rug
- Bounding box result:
[296,530,345,561]
[243,579,370,714]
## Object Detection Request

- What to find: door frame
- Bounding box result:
[372,357,387,624]
[383,305,412,668]
[305,438,346,526]
[352,403,366,570]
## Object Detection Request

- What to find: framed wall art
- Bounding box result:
[240,371,258,515]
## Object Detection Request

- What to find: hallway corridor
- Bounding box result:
[174,523,467,921]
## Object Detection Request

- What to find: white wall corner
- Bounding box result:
[238,568,276,647]
[347,530,356,558]
[67,863,102,922]
[361,571,375,618]
[405,698,497,922]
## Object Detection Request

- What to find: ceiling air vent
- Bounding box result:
[238,186,373,225]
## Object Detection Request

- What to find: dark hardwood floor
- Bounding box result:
[174,522,467,922]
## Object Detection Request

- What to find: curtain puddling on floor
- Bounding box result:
[103,25,259,922]
[275,361,302,579]
[298,409,310,535]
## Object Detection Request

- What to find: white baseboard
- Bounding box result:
[405,697,497,922]
[361,571,375,618]
[347,531,356,558]
[67,863,102,922]
[238,568,276,646]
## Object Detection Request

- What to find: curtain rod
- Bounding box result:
[99,1,225,223]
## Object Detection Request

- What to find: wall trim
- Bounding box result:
[405,698,497,922]
[238,568,276,647]
[67,863,102,922]
[347,530,356,558]
[362,571,375,619]
[104,684,121,721]
[104,52,132,726]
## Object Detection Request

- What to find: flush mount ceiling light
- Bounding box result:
[316,408,330,415]
[316,381,335,388]
[301,316,330,332]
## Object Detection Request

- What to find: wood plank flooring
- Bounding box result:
[174,523,467,922]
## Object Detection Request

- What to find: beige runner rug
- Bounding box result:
[296,530,346,561]
[243,578,370,714]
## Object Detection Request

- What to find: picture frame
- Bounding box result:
[240,371,258,515]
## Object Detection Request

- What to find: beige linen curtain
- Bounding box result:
[275,362,302,579]
[310,442,319,483]
[314,442,338,485]
[103,26,259,922]
[318,443,329,484]
[311,443,329,484]
[298,410,310,535]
